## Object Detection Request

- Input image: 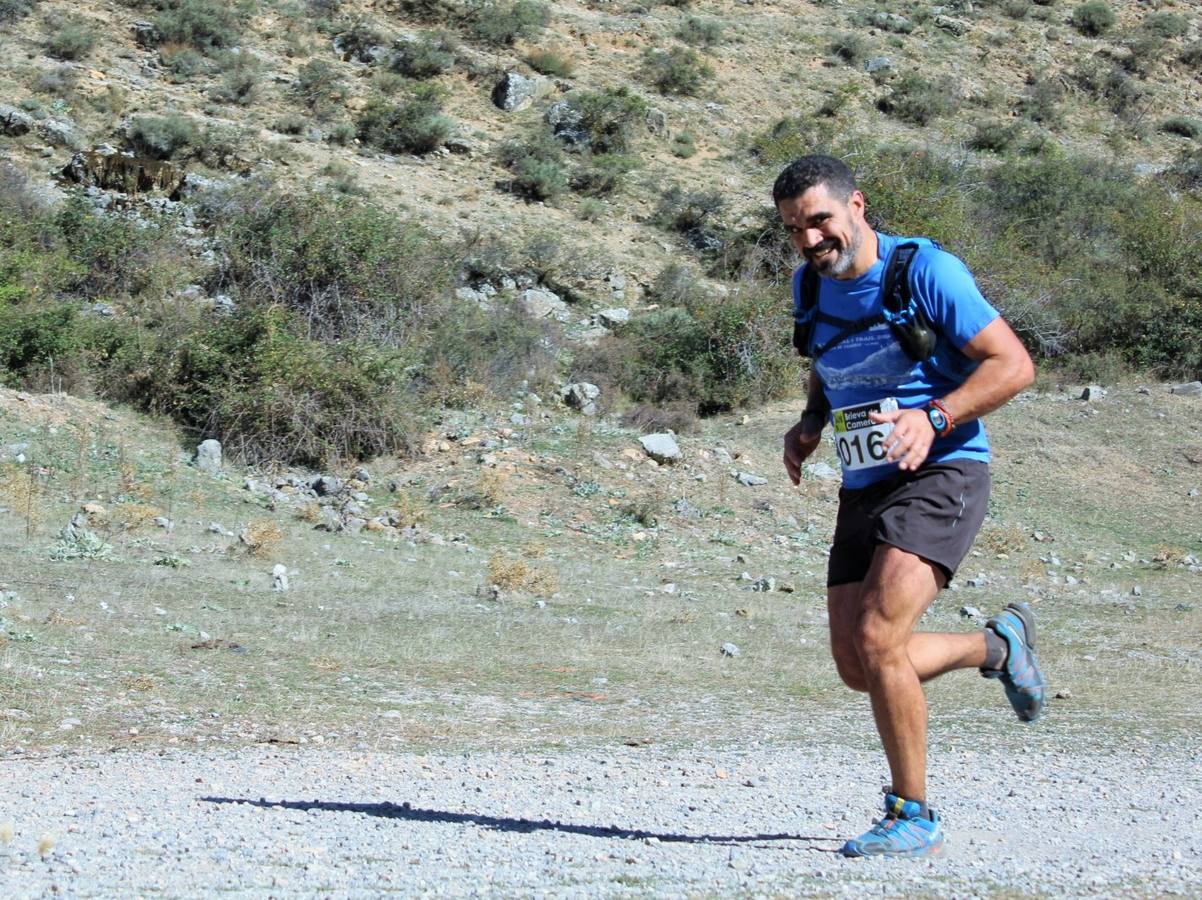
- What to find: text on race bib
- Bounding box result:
[831,398,897,472]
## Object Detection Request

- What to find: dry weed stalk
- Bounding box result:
[0,463,44,540]
[478,468,510,506]
[488,553,559,596]
[240,519,282,557]
[114,503,162,532]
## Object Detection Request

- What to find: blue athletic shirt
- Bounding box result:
[796,232,999,489]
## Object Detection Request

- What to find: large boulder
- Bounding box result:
[0,105,34,137]
[640,433,682,464]
[561,382,601,416]
[492,72,546,112]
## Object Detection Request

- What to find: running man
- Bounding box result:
[776,155,1046,858]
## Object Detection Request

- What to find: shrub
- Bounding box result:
[1002,0,1030,18]
[1070,1,1114,37]
[391,31,457,79]
[497,132,567,201]
[571,153,638,196]
[648,262,706,310]
[356,85,453,154]
[333,18,387,61]
[747,115,837,165]
[294,59,348,112]
[1182,43,1202,69]
[128,114,201,159]
[44,20,97,60]
[968,119,1021,153]
[653,186,726,235]
[1073,58,1142,115]
[526,48,575,77]
[151,0,243,52]
[208,66,260,106]
[830,32,869,66]
[465,0,550,46]
[577,198,605,221]
[1019,76,1063,125]
[1143,11,1188,39]
[1162,117,1202,140]
[671,130,697,158]
[570,87,648,154]
[274,113,309,135]
[676,16,724,48]
[159,43,209,78]
[877,72,957,125]
[0,0,36,23]
[640,46,714,96]
[201,181,457,346]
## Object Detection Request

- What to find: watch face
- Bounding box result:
[928,407,947,432]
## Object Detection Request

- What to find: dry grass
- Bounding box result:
[113,503,163,532]
[239,519,282,557]
[487,553,559,596]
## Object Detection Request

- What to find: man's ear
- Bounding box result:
[847,189,866,218]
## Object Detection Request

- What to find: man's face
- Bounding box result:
[777,183,866,279]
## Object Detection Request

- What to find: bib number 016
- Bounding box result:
[831,398,897,472]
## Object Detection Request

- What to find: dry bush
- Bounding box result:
[114,503,162,532]
[977,523,1028,556]
[294,502,322,524]
[0,463,44,538]
[488,553,558,596]
[478,468,510,506]
[240,519,282,557]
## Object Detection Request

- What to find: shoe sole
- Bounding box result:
[987,604,1046,723]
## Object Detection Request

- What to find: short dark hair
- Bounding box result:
[772,155,858,206]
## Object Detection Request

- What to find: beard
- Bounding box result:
[807,221,863,277]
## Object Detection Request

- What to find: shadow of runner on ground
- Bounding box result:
[200,797,842,850]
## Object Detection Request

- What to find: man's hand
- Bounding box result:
[783,415,824,485]
[869,408,935,472]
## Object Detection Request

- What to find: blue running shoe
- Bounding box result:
[840,794,944,858]
[982,602,1046,723]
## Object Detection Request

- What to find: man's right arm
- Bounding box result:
[783,370,828,485]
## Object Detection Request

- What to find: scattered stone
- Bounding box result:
[1170,381,1202,397]
[562,382,601,416]
[1054,689,1072,700]
[865,56,893,75]
[518,288,569,321]
[646,108,669,136]
[1080,385,1106,401]
[934,14,970,35]
[735,471,767,487]
[960,605,983,619]
[640,433,682,464]
[673,498,701,518]
[593,308,630,328]
[720,642,740,658]
[803,462,839,481]
[1065,575,1079,586]
[313,475,342,497]
[41,119,82,149]
[1131,585,1142,597]
[751,577,775,593]
[546,100,588,145]
[272,565,289,592]
[195,439,222,475]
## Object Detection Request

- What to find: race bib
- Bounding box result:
[831,398,897,472]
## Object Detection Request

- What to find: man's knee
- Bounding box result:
[833,649,869,692]
[854,611,909,672]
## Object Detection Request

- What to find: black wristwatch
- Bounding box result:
[924,399,954,438]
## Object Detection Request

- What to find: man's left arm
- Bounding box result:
[872,316,1035,471]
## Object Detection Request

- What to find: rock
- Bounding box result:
[40,119,81,149]
[444,135,474,155]
[561,382,601,416]
[593,308,630,328]
[873,11,913,32]
[272,565,289,592]
[960,605,983,619]
[518,288,568,320]
[1170,381,1202,397]
[491,72,545,112]
[62,149,187,197]
[313,475,342,497]
[131,21,159,46]
[803,462,839,481]
[751,577,775,593]
[1080,385,1106,401]
[865,56,894,75]
[720,642,740,658]
[640,433,682,464]
[934,14,970,35]
[712,447,734,465]
[673,498,701,518]
[195,439,223,475]
[646,108,669,136]
[1131,585,1142,597]
[966,574,988,587]
[546,100,589,145]
[735,471,767,487]
[0,104,34,137]
[1054,689,1072,700]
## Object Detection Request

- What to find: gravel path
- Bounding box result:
[3,734,1199,897]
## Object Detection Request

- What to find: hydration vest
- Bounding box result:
[792,239,940,363]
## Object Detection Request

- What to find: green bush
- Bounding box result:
[676,16,724,48]
[159,44,209,78]
[640,46,714,96]
[208,66,260,106]
[128,114,201,159]
[1162,117,1202,140]
[526,48,575,77]
[571,87,648,154]
[1073,58,1142,115]
[671,130,697,158]
[653,186,726,235]
[391,31,458,79]
[877,72,957,125]
[465,0,550,46]
[498,132,567,201]
[968,119,1021,153]
[1020,77,1063,125]
[1143,11,1188,39]
[571,153,638,197]
[356,85,453,155]
[0,0,36,23]
[747,115,837,166]
[151,0,243,51]
[1070,1,1114,36]
[830,32,869,66]
[44,21,96,60]
[294,59,348,112]
[1182,43,1202,69]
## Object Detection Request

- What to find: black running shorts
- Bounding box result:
[827,459,990,588]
